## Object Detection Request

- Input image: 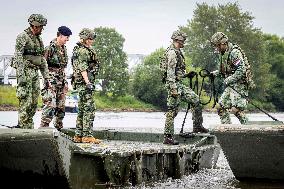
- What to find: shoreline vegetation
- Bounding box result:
[0,85,159,112]
[0,85,279,113]
[0,85,214,112]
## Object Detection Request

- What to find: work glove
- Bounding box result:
[44,79,52,89]
[210,70,218,77]
[171,88,179,98]
[86,83,94,93]
[185,71,197,78]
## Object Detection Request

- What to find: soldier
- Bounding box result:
[12,14,50,129]
[210,32,254,124]
[162,30,208,145]
[71,28,101,143]
[40,26,72,130]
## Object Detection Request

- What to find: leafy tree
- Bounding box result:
[93,27,129,96]
[263,34,284,111]
[131,48,167,110]
[180,2,274,102]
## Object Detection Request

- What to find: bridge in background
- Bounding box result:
[0,55,15,85]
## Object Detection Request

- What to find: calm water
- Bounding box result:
[0,111,284,189]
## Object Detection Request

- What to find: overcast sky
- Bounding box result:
[0,0,283,56]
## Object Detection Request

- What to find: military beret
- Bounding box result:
[58,26,72,36]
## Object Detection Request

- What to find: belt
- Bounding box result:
[26,62,39,70]
[48,67,65,72]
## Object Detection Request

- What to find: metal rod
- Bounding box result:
[228,85,282,122]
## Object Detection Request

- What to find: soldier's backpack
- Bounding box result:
[230,44,255,89]
[159,49,168,83]
[159,47,175,83]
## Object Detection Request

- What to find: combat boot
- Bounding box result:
[82,136,101,144]
[39,122,49,128]
[163,134,179,145]
[55,122,63,131]
[193,126,209,133]
[73,135,82,143]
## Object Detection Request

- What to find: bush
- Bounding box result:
[131,48,167,110]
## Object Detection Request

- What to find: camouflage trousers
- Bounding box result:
[74,85,96,137]
[217,85,248,124]
[164,82,203,135]
[16,67,40,129]
[40,77,67,130]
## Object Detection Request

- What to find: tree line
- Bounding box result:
[94,2,284,111]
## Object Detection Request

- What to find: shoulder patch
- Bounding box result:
[233,59,241,66]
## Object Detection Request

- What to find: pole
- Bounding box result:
[180,73,197,134]
[228,85,282,122]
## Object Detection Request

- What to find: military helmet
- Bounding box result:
[79,28,96,40]
[171,30,187,42]
[211,32,228,46]
[28,14,47,26]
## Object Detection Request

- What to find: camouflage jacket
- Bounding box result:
[45,39,68,70]
[71,42,100,85]
[215,42,248,86]
[13,27,49,79]
[165,44,186,91]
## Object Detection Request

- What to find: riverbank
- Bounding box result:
[0,85,278,113]
[0,106,159,112]
[0,105,258,114]
[0,85,158,112]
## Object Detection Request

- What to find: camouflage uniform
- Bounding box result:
[40,39,69,130]
[164,44,204,135]
[12,14,49,129]
[71,28,100,139]
[211,32,250,124]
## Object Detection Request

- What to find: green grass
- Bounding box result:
[0,85,18,107]
[0,86,157,111]
[94,93,156,111]
[0,85,43,108]
[0,85,275,112]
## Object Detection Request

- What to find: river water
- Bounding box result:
[0,111,284,189]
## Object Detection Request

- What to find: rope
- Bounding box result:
[198,69,220,107]
[180,73,199,134]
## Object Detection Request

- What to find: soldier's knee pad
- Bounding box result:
[231,107,238,114]
[217,105,225,116]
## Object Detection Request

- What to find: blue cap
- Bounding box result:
[58,26,72,36]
